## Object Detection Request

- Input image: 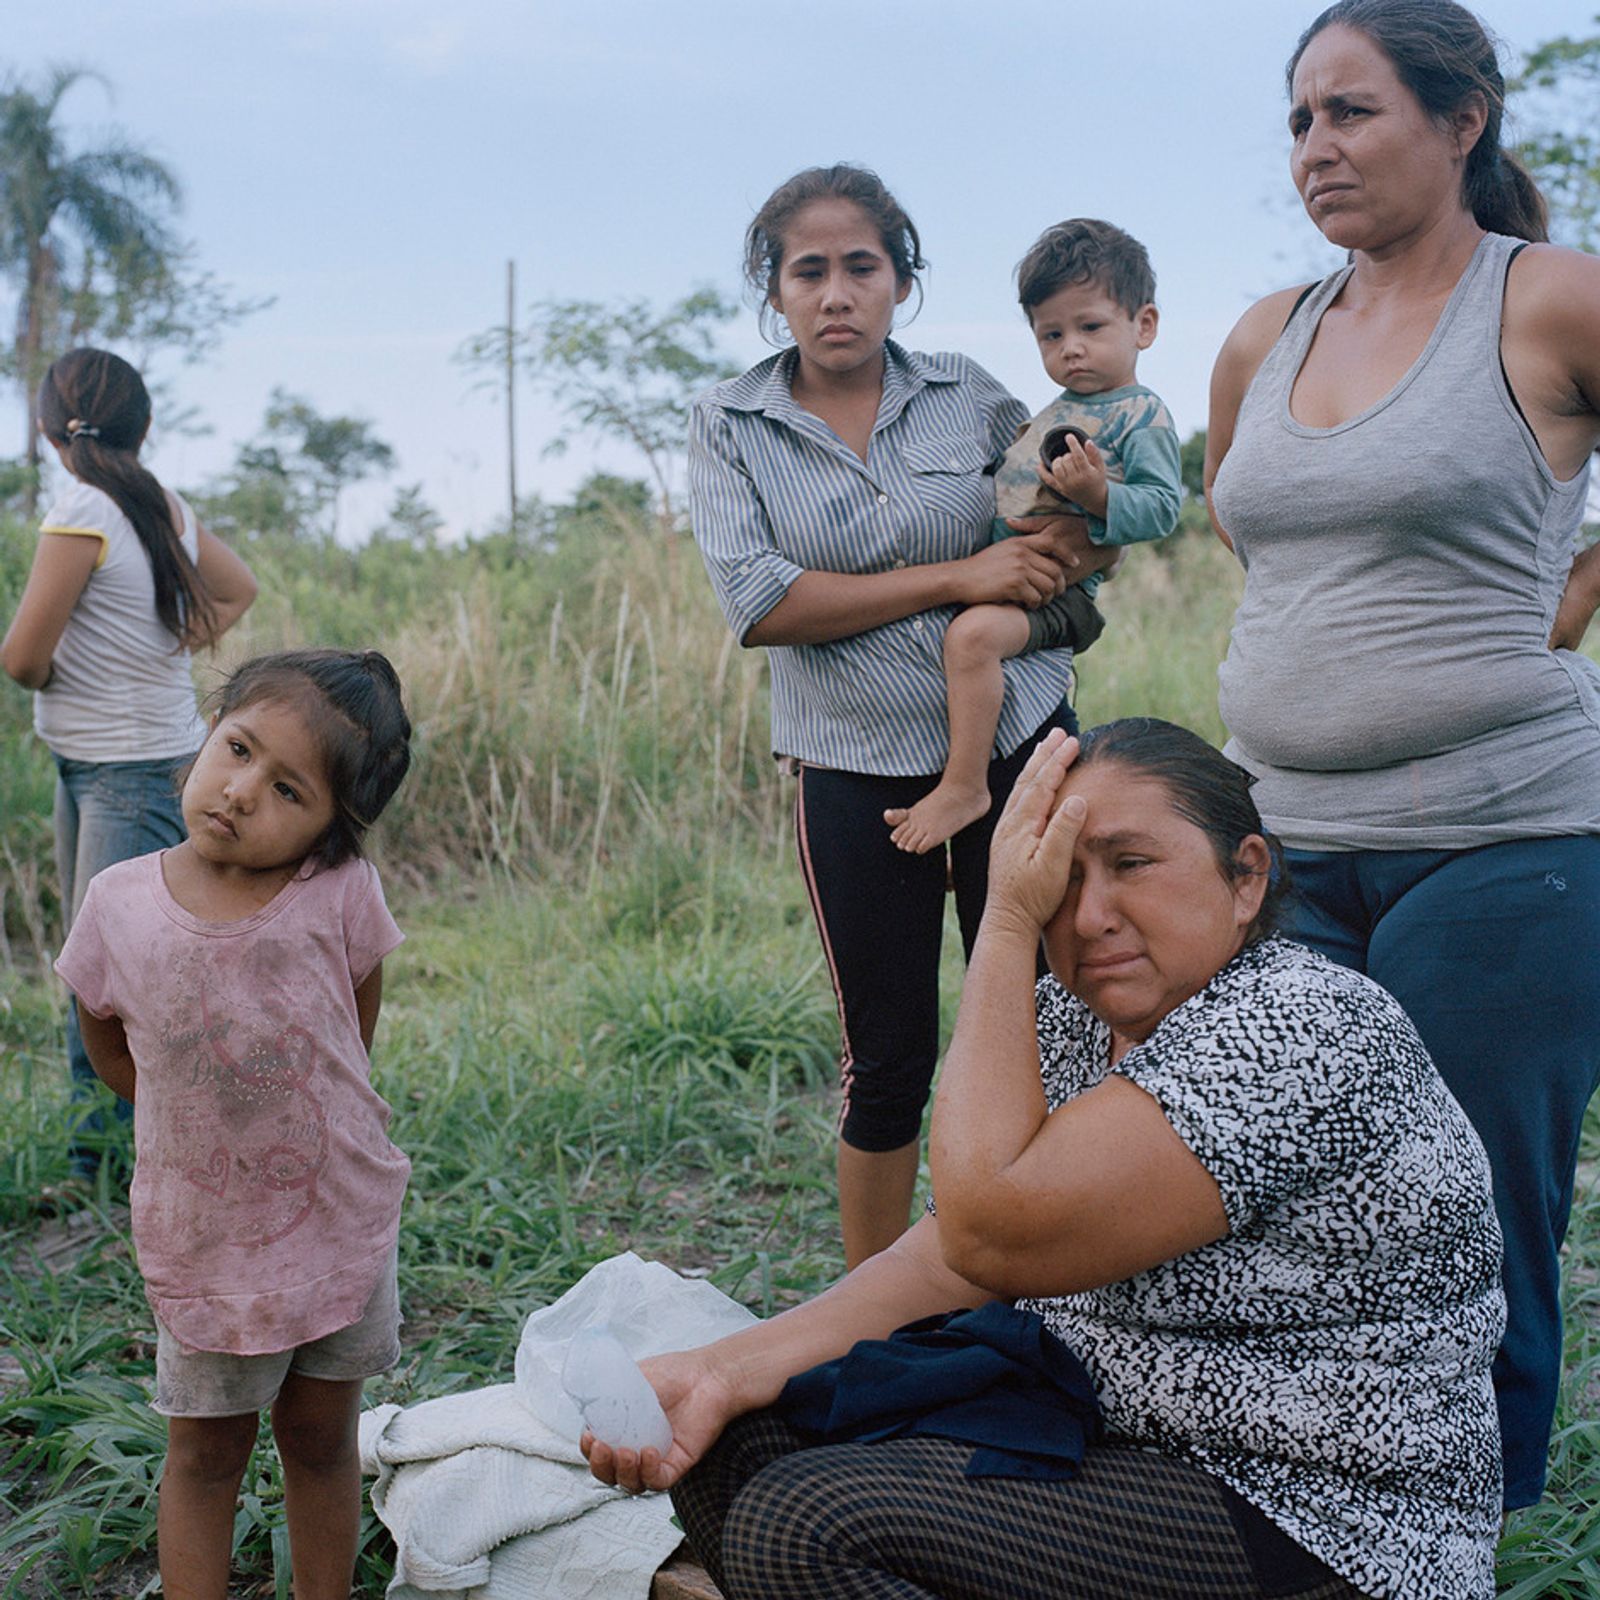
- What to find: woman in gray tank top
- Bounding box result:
[1203,0,1600,1514]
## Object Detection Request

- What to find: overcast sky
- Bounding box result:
[3,0,1590,540]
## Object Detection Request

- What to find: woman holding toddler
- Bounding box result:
[689,164,1117,1268]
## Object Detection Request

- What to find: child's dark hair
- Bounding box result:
[206,649,412,871]
[1016,219,1156,320]
[744,163,926,343]
[37,348,217,645]
[1074,717,1287,945]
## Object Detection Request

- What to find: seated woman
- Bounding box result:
[587,720,1506,1600]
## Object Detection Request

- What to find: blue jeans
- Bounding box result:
[1282,836,1600,1509]
[53,752,192,1178]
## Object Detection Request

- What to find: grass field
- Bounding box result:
[1,514,1596,1596]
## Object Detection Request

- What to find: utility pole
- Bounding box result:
[506,259,518,537]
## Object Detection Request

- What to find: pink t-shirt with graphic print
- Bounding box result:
[56,852,409,1355]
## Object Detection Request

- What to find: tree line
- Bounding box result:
[2,22,1596,540]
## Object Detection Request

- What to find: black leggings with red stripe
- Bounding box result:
[793,710,1072,1153]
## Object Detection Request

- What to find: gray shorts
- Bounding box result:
[153,1251,401,1418]
[1024,581,1106,655]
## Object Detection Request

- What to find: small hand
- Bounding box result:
[1035,436,1108,521]
[984,729,1089,935]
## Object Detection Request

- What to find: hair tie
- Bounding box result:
[65,419,100,441]
[1263,832,1284,886]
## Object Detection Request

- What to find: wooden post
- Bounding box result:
[506,258,518,537]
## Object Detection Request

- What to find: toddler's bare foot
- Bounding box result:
[883,781,992,854]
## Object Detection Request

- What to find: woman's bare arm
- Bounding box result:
[1502,245,1600,648]
[585,1213,989,1494]
[694,1217,989,1418]
[1,532,101,689]
[745,523,1100,646]
[930,735,1229,1300]
[695,399,1110,648]
[191,527,257,646]
[1204,287,1313,553]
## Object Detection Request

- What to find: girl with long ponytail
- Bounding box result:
[3,347,257,1199]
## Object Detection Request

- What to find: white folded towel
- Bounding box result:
[359,1253,757,1599]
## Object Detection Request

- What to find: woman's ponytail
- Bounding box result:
[38,349,217,646]
[1465,146,1549,244]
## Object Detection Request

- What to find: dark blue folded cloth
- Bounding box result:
[775,1302,1103,1479]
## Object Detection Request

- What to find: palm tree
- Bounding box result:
[0,66,180,509]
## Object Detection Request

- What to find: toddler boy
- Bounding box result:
[885,218,1182,852]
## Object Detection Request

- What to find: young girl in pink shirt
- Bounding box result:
[56,648,413,1600]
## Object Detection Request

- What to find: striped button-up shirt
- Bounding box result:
[689,341,1075,775]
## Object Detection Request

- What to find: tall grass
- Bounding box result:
[2,508,1596,1595]
[0,509,1245,954]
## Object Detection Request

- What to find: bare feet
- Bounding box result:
[883,781,992,854]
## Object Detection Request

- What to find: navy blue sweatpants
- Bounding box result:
[1283,836,1600,1509]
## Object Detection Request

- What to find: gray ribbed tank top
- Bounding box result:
[1212,232,1600,850]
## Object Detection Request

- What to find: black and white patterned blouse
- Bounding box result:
[1019,938,1504,1600]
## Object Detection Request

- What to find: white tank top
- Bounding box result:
[34,479,208,762]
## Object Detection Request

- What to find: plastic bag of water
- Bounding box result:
[561,1325,674,1456]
